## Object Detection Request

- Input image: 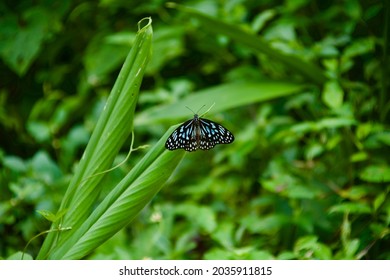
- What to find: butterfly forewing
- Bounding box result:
[165,114,234,152]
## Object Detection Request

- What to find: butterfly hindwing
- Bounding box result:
[165,118,198,151]
[165,114,234,152]
[198,118,234,149]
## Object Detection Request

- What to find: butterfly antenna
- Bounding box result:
[185,103,215,116]
[200,102,215,117]
[185,106,196,115]
[196,105,206,114]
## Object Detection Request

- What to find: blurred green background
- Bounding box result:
[1,0,389,259]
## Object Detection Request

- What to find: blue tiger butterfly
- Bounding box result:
[165,106,234,152]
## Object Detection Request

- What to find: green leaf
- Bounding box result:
[322,80,344,108]
[262,173,317,199]
[277,251,296,260]
[167,3,327,85]
[286,117,356,136]
[345,38,375,57]
[0,7,61,76]
[204,248,235,260]
[241,214,289,234]
[2,156,27,173]
[376,132,390,146]
[146,26,186,74]
[373,192,386,211]
[360,164,390,183]
[38,17,154,259]
[36,210,57,222]
[329,202,371,214]
[339,185,372,200]
[305,143,324,160]
[136,81,306,126]
[245,250,275,260]
[350,151,368,162]
[48,130,184,259]
[30,151,62,183]
[37,209,69,223]
[26,121,51,143]
[294,236,332,259]
[344,238,360,259]
[285,184,317,199]
[7,252,33,260]
[251,10,276,32]
[84,34,131,83]
[317,118,356,129]
[175,203,217,233]
[211,222,234,249]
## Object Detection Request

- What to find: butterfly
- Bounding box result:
[165,108,234,152]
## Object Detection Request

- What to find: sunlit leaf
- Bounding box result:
[322,80,343,108]
[329,202,371,214]
[360,165,390,183]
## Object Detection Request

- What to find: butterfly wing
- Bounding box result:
[165,119,199,151]
[165,116,234,152]
[198,118,234,150]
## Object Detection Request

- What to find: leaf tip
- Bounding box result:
[138,17,152,31]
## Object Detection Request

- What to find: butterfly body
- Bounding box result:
[165,114,234,152]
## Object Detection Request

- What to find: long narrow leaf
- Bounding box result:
[135,81,306,125]
[37,17,153,259]
[48,129,185,259]
[167,3,327,85]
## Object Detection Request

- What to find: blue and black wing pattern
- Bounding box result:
[165,114,234,152]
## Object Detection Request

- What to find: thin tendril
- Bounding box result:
[79,131,135,186]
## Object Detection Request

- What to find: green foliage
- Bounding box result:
[1,0,389,260]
